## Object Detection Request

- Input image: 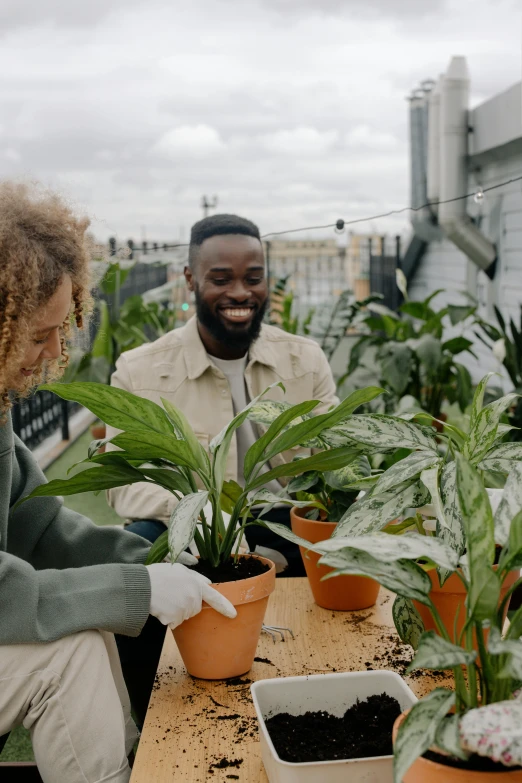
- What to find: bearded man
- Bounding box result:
[107,214,338,576]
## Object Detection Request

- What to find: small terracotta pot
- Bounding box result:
[90,422,107,453]
[393,711,522,781]
[413,567,520,647]
[290,507,380,611]
[172,555,276,680]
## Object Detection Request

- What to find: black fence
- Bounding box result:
[12,261,168,451]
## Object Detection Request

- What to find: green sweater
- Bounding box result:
[0,413,151,644]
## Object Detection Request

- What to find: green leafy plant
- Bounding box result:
[20,382,384,569]
[345,290,477,417]
[313,456,522,778]
[475,304,522,442]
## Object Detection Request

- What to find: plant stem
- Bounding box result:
[466,625,478,708]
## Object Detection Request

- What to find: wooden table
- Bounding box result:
[131,578,448,783]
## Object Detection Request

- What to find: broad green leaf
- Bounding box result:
[145,529,169,565]
[435,715,470,761]
[264,386,385,461]
[110,431,201,472]
[456,454,495,569]
[319,549,432,604]
[140,468,192,496]
[500,509,522,577]
[324,455,371,490]
[393,689,455,783]
[161,397,210,475]
[326,414,438,454]
[392,596,425,650]
[409,334,442,374]
[319,531,459,572]
[286,472,321,493]
[494,464,522,546]
[460,699,522,767]
[464,393,519,464]
[220,480,244,515]
[407,631,476,672]
[442,336,475,356]
[168,491,209,563]
[247,488,312,508]
[20,464,146,502]
[91,299,112,362]
[261,521,324,553]
[448,304,476,325]
[334,480,430,537]
[42,382,173,437]
[244,399,320,482]
[247,446,363,491]
[380,343,414,395]
[373,451,440,495]
[211,382,285,491]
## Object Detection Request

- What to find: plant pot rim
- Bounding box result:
[290,505,335,524]
[197,552,276,585]
[252,670,417,769]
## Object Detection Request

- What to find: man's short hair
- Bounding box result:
[188,214,261,268]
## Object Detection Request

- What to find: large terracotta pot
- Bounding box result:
[290,507,380,611]
[393,711,522,781]
[172,555,276,680]
[413,567,520,645]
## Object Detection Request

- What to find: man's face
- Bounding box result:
[185,234,268,353]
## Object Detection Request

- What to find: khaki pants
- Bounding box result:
[0,630,137,783]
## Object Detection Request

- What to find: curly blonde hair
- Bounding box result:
[0,182,93,414]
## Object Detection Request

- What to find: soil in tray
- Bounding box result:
[191,556,269,584]
[264,693,401,763]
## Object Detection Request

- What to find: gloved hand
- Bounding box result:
[147,563,237,628]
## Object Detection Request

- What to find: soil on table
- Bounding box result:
[424,748,522,773]
[191,556,269,584]
[264,693,401,763]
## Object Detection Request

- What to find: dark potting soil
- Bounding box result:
[264,693,401,764]
[191,556,269,584]
[424,748,522,773]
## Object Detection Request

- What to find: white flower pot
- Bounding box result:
[251,670,417,783]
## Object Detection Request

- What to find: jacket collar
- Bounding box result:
[180,316,277,380]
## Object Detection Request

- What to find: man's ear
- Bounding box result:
[184,265,195,292]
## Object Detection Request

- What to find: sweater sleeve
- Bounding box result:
[1,436,152,644]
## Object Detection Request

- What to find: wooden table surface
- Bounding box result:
[131,578,448,783]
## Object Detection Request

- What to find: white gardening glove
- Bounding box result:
[187,498,249,557]
[147,563,237,628]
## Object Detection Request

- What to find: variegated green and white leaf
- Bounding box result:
[319,549,432,604]
[334,480,430,537]
[464,393,519,465]
[488,627,522,679]
[435,715,470,761]
[468,372,496,433]
[247,488,315,509]
[247,400,293,427]
[261,521,325,553]
[494,463,522,546]
[319,531,459,572]
[324,414,438,454]
[460,700,522,768]
[480,442,522,475]
[373,451,441,495]
[286,472,321,493]
[167,491,209,563]
[439,461,465,568]
[324,455,371,490]
[393,596,425,650]
[393,688,456,783]
[456,454,495,567]
[407,631,476,672]
[420,464,449,530]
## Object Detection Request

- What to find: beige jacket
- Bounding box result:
[106,316,338,523]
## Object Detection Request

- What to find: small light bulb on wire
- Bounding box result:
[474,188,484,205]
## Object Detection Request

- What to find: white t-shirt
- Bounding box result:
[208,353,282,495]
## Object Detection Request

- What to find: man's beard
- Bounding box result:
[194,288,267,355]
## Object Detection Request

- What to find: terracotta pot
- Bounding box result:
[90,422,107,453]
[172,555,276,680]
[413,567,520,646]
[393,711,522,781]
[290,507,380,611]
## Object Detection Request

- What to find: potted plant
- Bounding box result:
[251,669,417,783]
[22,381,382,679]
[315,455,522,780]
[306,373,522,639]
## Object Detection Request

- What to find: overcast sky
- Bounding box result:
[0,0,520,244]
